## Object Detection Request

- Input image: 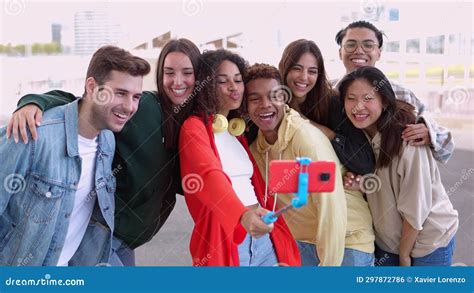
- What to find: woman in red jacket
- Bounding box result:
[179,49,300,266]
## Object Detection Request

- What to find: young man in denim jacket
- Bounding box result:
[0,46,150,266]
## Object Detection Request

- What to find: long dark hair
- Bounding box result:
[156,38,201,149]
[338,66,416,168]
[193,49,248,121]
[278,39,335,126]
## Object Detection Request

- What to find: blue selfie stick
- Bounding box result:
[262,157,311,224]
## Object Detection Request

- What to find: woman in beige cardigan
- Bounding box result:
[339,66,458,266]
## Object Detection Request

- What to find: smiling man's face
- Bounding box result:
[246,78,285,145]
[339,27,381,73]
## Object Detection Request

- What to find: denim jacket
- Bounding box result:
[0,99,116,266]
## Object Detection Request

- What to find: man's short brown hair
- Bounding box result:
[86,45,150,85]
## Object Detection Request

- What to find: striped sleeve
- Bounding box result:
[390,82,454,164]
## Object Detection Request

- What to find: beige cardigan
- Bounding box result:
[366,132,458,257]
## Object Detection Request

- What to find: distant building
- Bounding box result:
[74,11,123,55]
[51,23,62,44]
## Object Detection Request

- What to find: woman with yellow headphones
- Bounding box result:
[178,49,300,266]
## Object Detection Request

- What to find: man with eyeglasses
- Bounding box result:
[332,20,454,165]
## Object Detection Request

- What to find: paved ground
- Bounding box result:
[136,149,474,266]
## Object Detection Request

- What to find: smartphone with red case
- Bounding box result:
[268,160,336,195]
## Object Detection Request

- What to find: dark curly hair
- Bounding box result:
[193,49,248,120]
[245,63,282,84]
[242,63,282,115]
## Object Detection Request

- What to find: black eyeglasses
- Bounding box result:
[343,40,378,53]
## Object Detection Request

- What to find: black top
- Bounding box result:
[327,96,375,174]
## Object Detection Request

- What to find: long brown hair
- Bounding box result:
[278,39,335,126]
[338,66,416,168]
[156,38,201,149]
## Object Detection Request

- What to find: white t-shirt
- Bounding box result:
[57,135,98,266]
[214,130,258,206]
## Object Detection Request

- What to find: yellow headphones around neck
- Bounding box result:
[212,114,246,136]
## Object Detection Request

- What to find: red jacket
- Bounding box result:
[179,115,301,266]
